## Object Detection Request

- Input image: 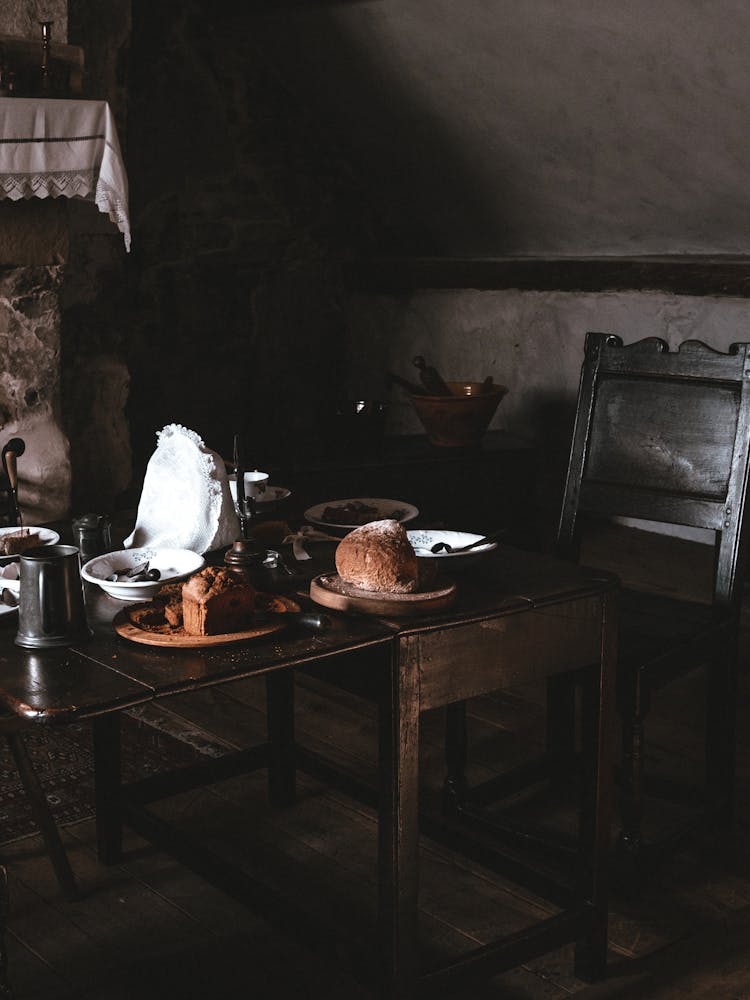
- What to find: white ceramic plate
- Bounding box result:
[228,481,292,511]
[0,585,18,618]
[407,529,498,568]
[0,566,19,617]
[256,486,292,506]
[81,547,206,601]
[227,473,270,502]
[305,497,419,536]
[0,526,60,564]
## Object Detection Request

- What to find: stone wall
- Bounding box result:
[0,265,71,524]
[0,1,131,521]
[0,3,67,42]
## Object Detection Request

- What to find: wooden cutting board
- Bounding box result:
[309,574,456,617]
[113,595,300,648]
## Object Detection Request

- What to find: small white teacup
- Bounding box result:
[229,470,270,503]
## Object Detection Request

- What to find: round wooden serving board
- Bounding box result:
[309,574,456,617]
[113,595,300,648]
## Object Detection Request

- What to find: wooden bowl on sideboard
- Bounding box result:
[409,381,508,447]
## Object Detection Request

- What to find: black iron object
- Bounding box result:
[225,433,269,586]
[255,608,332,634]
[1,438,25,527]
[232,433,257,541]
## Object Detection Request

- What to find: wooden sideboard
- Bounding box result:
[2,431,539,543]
[274,430,538,541]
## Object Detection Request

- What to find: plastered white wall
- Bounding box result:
[343,288,750,520]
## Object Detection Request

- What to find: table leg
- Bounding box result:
[443,701,468,815]
[7,733,77,900]
[0,862,10,999]
[266,671,296,807]
[378,636,421,1000]
[93,714,122,865]
[574,590,617,981]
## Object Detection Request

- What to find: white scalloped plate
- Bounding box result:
[407,529,498,570]
[305,498,419,536]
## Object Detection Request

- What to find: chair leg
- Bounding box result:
[93,714,122,866]
[0,862,10,999]
[705,634,738,832]
[618,708,645,865]
[573,664,611,981]
[6,734,77,901]
[546,674,577,759]
[266,671,296,807]
[443,701,469,815]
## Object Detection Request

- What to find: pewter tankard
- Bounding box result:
[15,544,90,648]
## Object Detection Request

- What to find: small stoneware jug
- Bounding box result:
[15,544,91,648]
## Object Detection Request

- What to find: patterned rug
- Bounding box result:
[0,706,233,845]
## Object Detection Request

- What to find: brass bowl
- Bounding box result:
[409,381,507,447]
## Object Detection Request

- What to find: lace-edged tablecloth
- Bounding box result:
[0,97,131,251]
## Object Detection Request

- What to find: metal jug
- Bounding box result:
[15,544,91,648]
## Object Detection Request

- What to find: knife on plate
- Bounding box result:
[256,609,332,634]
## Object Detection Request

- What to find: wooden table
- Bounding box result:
[0,544,616,999]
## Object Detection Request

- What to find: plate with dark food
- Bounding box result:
[304,497,419,536]
[0,526,60,563]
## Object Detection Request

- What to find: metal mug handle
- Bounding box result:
[39,560,61,636]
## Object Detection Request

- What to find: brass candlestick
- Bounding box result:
[39,20,53,92]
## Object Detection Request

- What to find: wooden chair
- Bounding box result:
[446,334,750,878]
[558,333,750,863]
[0,860,8,1000]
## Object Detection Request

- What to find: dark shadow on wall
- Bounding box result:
[245,2,517,257]
[121,0,519,480]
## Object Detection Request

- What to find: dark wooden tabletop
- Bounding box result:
[0,543,617,725]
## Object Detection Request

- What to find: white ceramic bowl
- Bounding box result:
[407,529,498,570]
[81,547,205,600]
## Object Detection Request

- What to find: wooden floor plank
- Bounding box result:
[4,592,750,998]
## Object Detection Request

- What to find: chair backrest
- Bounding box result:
[556,334,750,607]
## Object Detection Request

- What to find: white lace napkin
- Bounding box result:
[124,424,238,554]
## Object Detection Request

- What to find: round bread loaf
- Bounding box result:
[335,519,419,593]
